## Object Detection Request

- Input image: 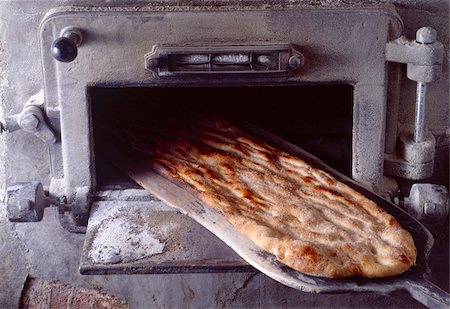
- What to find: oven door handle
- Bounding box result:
[145,44,303,77]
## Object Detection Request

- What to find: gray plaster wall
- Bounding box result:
[0,1,448,308]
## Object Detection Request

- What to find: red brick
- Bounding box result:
[49,285,71,309]
[19,277,128,309]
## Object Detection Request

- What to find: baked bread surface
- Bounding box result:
[119,117,417,278]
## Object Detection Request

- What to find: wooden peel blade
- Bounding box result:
[103,142,338,292]
[100,126,448,309]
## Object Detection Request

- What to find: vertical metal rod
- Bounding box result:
[385,63,402,153]
[414,82,427,142]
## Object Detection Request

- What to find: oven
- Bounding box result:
[0,1,448,308]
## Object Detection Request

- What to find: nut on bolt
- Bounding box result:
[288,55,302,69]
[404,183,449,223]
[423,202,437,215]
[18,199,33,212]
[18,113,40,132]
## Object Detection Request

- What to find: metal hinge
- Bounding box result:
[0,90,58,144]
[386,27,443,85]
[384,27,444,180]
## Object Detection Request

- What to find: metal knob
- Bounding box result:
[416,27,437,44]
[51,28,83,63]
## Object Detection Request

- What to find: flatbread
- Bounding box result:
[117,116,417,278]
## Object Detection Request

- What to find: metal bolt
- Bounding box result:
[413,27,437,143]
[414,82,427,142]
[288,55,301,69]
[18,113,40,131]
[146,58,158,70]
[405,183,449,223]
[416,27,437,44]
[423,202,437,215]
[62,28,83,47]
[18,200,32,212]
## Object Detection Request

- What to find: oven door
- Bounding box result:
[39,4,403,272]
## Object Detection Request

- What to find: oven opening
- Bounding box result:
[91,84,353,190]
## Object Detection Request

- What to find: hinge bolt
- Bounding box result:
[416,27,437,44]
[288,56,301,70]
[413,27,437,142]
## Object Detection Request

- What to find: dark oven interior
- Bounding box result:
[90,84,353,191]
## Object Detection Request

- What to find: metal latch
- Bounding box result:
[0,90,57,144]
[385,27,444,180]
[145,44,303,77]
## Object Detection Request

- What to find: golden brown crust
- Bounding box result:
[120,117,417,278]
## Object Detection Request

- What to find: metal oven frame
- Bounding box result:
[39,5,404,226]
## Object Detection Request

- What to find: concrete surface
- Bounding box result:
[2,198,448,308]
[0,204,438,309]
